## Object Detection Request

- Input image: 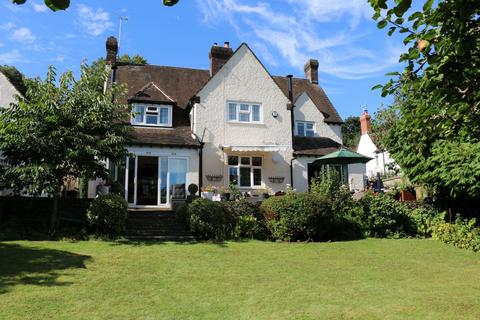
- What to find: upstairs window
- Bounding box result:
[227,102,262,123]
[131,104,172,127]
[296,121,315,137]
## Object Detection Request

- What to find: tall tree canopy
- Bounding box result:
[12,0,179,11]
[369,0,480,198]
[341,116,361,149]
[0,64,132,227]
[0,65,27,97]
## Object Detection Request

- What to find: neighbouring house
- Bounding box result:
[356,109,397,180]
[0,70,23,196]
[92,37,367,208]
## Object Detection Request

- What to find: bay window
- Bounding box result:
[131,104,172,127]
[228,156,263,188]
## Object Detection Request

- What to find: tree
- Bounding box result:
[0,65,27,97]
[341,116,361,149]
[370,104,400,151]
[12,0,180,11]
[118,54,148,65]
[369,0,480,199]
[0,64,132,228]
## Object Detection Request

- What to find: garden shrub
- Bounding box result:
[357,193,416,238]
[222,200,270,240]
[408,204,443,237]
[86,194,128,235]
[260,192,333,241]
[432,216,480,252]
[187,198,227,241]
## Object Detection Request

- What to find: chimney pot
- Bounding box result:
[224,41,230,48]
[213,42,218,46]
[106,36,118,66]
[360,110,372,135]
[304,59,319,84]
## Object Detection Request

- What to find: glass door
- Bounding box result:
[136,156,159,206]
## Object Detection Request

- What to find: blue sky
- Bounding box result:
[0,0,408,119]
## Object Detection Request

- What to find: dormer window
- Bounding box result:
[131,104,172,127]
[296,121,315,137]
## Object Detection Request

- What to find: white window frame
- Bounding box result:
[228,155,263,188]
[226,101,263,124]
[296,121,316,137]
[131,103,173,127]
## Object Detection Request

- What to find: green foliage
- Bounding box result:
[341,116,360,149]
[187,198,227,241]
[222,200,269,240]
[370,105,399,151]
[13,0,179,11]
[433,216,480,252]
[408,205,444,237]
[260,193,334,241]
[369,0,480,199]
[118,54,148,65]
[0,64,132,197]
[86,194,128,235]
[358,193,416,238]
[0,65,27,97]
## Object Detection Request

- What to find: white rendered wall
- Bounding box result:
[357,134,395,178]
[194,44,293,193]
[294,92,342,144]
[0,72,20,109]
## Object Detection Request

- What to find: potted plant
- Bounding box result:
[219,186,231,201]
[201,185,216,200]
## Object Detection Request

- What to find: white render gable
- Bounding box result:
[294,92,342,144]
[193,43,293,191]
[0,72,21,109]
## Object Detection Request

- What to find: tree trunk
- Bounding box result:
[50,186,61,230]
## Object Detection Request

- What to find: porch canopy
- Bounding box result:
[313,149,372,165]
[221,145,288,152]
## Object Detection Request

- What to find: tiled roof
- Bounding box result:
[293,136,342,156]
[130,82,174,104]
[130,126,200,148]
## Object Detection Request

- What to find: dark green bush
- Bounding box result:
[187,198,227,240]
[357,193,416,238]
[86,194,128,235]
[260,192,334,241]
[222,200,270,240]
[408,204,443,237]
[432,216,480,252]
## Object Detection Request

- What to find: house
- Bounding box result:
[0,69,23,196]
[94,37,366,208]
[356,109,396,179]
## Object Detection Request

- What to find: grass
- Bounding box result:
[1,239,480,320]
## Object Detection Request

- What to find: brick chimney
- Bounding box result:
[209,42,233,76]
[106,36,118,66]
[304,59,319,84]
[360,110,372,135]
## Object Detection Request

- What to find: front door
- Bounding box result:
[136,156,159,206]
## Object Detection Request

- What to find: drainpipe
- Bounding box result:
[287,75,295,189]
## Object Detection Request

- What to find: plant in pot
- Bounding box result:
[219,186,231,201]
[201,185,216,200]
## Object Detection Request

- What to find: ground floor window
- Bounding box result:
[228,156,262,188]
[307,163,349,187]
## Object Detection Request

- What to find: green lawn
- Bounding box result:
[1,239,480,320]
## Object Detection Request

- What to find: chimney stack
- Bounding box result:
[304,59,319,84]
[106,36,118,66]
[360,110,372,135]
[209,41,233,76]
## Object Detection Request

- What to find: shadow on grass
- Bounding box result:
[0,243,91,294]
[107,238,253,248]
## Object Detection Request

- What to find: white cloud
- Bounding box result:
[11,27,36,43]
[196,0,395,80]
[0,22,16,30]
[0,50,22,64]
[77,4,113,37]
[32,2,48,12]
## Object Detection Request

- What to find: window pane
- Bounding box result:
[252,157,262,166]
[241,157,250,165]
[240,104,249,111]
[170,159,187,199]
[297,122,305,136]
[127,157,135,204]
[228,156,238,165]
[306,123,314,130]
[240,167,251,187]
[252,105,260,121]
[228,103,237,121]
[159,108,169,124]
[306,129,314,137]
[146,115,158,124]
[253,168,262,186]
[133,105,144,123]
[239,112,250,122]
[229,167,238,185]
